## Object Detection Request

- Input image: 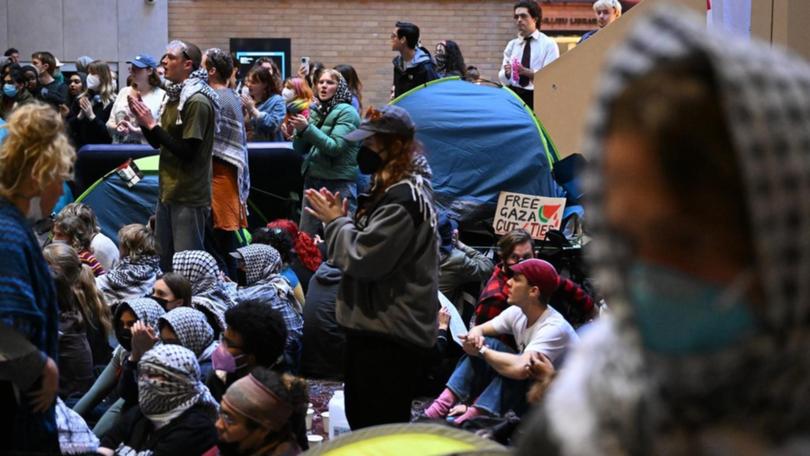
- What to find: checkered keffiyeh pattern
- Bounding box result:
[137,344,217,427]
[540,5,810,454]
[213,87,250,205]
[123,298,166,328]
[172,250,237,309]
[158,307,214,358]
[237,244,282,286]
[55,398,98,454]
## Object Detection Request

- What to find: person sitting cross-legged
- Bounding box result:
[424,259,579,424]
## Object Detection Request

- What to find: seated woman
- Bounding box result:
[251,226,306,305]
[150,272,193,311]
[173,250,238,337]
[43,243,112,398]
[52,211,105,277]
[266,219,323,292]
[206,367,307,456]
[71,298,165,437]
[96,223,162,305]
[233,244,303,373]
[119,307,218,406]
[98,345,218,456]
[58,203,119,271]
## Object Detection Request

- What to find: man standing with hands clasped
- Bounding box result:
[128,40,218,272]
[498,1,559,109]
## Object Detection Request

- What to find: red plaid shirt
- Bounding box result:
[473,265,516,348]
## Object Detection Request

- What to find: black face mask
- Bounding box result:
[115,327,133,351]
[150,295,169,310]
[236,269,248,287]
[216,440,242,456]
[357,145,384,174]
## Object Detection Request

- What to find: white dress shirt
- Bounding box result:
[498,29,560,91]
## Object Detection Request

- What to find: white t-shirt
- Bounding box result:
[489,305,578,367]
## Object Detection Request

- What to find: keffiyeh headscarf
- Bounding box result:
[158,307,215,360]
[159,60,221,130]
[172,250,237,313]
[137,344,217,429]
[317,73,353,118]
[531,5,810,454]
[237,244,300,313]
[118,298,166,329]
[98,255,162,304]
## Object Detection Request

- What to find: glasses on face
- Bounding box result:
[218,409,238,426]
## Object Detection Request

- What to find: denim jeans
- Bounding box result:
[299,177,357,236]
[155,201,210,272]
[446,337,531,416]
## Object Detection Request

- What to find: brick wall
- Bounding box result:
[168,0,525,108]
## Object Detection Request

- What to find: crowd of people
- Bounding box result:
[4,0,810,454]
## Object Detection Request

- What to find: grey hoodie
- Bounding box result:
[520,5,810,455]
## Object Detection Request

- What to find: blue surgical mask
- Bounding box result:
[3,83,18,98]
[627,262,757,355]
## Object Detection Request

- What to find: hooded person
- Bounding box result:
[300,261,345,380]
[72,298,165,436]
[99,344,218,455]
[159,307,217,374]
[173,250,237,320]
[233,244,303,373]
[118,306,218,407]
[518,5,810,454]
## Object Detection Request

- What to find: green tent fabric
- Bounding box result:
[303,423,508,456]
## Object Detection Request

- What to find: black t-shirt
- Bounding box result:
[36,80,68,107]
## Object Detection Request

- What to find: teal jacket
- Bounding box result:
[293,103,360,181]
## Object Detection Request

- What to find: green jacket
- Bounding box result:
[293,103,360,181]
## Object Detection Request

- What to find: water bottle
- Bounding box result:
[511,57,521,85]
[327,390,350,439]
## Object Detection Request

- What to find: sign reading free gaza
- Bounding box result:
[493,191,566,240]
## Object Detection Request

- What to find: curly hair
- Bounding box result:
[251,227,294,265]
[58,203,100,236]
[267,219,322,272]
[0,103,75,200]
[118,223,157,262]
[53,213,94,251]
[225,300,287,367]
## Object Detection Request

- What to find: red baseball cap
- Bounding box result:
[508,259,560,292]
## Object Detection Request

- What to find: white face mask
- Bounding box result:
[86,74,101,91]
[282,87,295,101]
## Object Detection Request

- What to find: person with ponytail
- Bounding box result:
[304,105,439,429]
[0,103,75,453]
[208,367,308,455]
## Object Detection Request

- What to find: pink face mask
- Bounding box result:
[211,343,246,373]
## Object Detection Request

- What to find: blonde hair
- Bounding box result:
[118,223,157,261]
[318,68,344,85]
[593,0,622,15]
[0,103,75,200]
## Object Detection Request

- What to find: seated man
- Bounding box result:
[205,367,307,456]
[206,300,287,402]
[438,212,494,311]
[425,259,578,423]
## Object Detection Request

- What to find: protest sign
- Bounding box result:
[492,191,566,240]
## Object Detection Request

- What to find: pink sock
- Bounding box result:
[424,388,457,419]
[453,405,484,425]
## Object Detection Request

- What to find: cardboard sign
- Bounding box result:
[493,191,566,240]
